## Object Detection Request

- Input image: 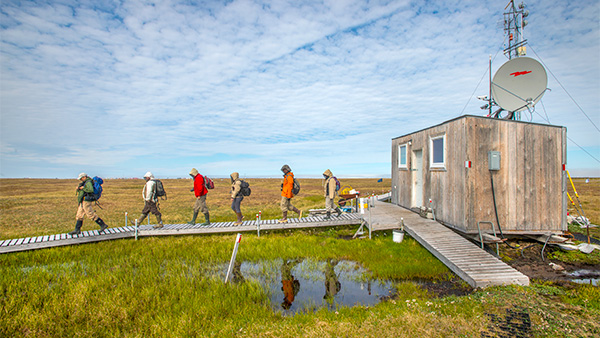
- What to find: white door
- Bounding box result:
[412,150,423,208]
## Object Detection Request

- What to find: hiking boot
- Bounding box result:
[187,211,199,225]
[96,218,108,233]
[324,212,331,220]
[199,213,210,226]
[153,222,164,229]
[335,207,343,217]
[69,220,83,236]
[278,211,288,223]
[234,212,244,226]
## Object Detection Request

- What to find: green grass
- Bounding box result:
[2,228,599,337]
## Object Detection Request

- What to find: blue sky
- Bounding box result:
[1,0,598,178]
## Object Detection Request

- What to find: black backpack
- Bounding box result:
[240,180,251,196]
[153,179,167,200]
[292,178,300,196]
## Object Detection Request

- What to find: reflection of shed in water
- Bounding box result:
[391,115,567,236]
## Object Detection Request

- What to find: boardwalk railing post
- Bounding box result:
[429,199,436,221]
[125,212,128,227]
[225,233,242,283]
[368,200,372,239]
[256,213,260,238]
[135,219,138,241]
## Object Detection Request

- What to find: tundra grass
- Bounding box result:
[1,229,598,337]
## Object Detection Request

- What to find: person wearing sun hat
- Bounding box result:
[130,171,164,229]
[69,172,109,235]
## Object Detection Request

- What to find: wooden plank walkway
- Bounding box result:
[0,213,364,254]
[366,199,529,288]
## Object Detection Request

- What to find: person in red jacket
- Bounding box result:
[188,168,210,225]
[279,164,302,223]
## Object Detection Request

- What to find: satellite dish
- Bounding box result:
[491,57,547,112]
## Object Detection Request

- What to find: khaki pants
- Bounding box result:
[193,194,209,213]
[76,201,99,221]
[325,196,335,213]
[280,196,295,212]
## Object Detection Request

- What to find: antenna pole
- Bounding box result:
[489,54,492,117]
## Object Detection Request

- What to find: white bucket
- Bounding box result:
[393,230,404,243]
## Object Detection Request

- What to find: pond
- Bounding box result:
[568,269,600,286]
[228,258,395,314]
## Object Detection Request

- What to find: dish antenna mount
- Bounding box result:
[479,1,547,120]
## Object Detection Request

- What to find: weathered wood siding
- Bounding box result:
[392,115,566,234]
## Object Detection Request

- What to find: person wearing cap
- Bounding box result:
[69,173,109,235]
[230,172,244,225]
[188,168,210,225]
[131,171,163,229]
[279,164,302,223]
[323,169,343,220]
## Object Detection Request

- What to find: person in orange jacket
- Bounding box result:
[279,164,302,223]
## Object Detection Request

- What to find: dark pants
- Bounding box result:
[142,201,161,217]
[231,196,243,213]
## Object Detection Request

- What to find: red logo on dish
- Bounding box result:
[510,70,532,77]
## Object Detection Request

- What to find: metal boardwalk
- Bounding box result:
[0,213,364,254]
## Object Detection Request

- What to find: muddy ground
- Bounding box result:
[496,236,600,287]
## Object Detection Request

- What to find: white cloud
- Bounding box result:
[1,0,598,178]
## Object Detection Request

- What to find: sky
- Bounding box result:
[1,0,599,179]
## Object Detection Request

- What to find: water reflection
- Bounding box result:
[231,258,395,314]
[323,259,341,301]
[281,259,302,309]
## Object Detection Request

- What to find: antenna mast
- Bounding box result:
[503,1,529,60]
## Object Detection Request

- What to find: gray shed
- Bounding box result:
[391,115,567,235]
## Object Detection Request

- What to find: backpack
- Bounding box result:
[332,176,340,192]
[204,176,214,190]
[292,178,301,196]
[91,176,103,200]
[240,180,251,196]
[153,179,167,199]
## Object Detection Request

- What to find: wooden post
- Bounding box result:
[125,212,128,227]
[256,212,261,238]
[225,233,242,283]
[135,219,138,241]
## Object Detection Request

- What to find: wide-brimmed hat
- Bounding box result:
[189,168,199,176]
[144,171,154,178]
[77,173,87,180]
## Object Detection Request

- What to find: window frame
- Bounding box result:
[429,134,446,169]
[398,143,408,169]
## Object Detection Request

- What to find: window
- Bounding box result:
[430,134,445,168]
[398,144,407,169]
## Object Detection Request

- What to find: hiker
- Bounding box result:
[131,172,163,229]
[279,164,302,223]
[69,173,109,235]
[323,169,342,220]
[188,168,210,225]
[230,172,244,225]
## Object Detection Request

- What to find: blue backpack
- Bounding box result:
[92,176,104,200]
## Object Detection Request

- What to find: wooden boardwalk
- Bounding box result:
[0,213,364,254]
[367,199,530,288]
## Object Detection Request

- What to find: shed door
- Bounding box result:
[412,149,423,208]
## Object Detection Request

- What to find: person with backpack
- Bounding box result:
[230,172,244,225]
[279,164,302,223]
[69,173,109,235]
[188,168,210,225]
[131,171,164,229]
[323,169,343,220]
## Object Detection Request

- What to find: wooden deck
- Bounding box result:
[366,199,530,288]
[0,213,364,254]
